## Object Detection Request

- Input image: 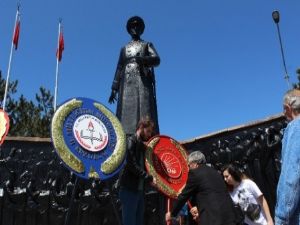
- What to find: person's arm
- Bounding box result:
[275,122,300,225]
[109,48,123,104]
[142,42,160,67]
[257,195,274,225]
[126,137,152,181]
[245,179,273,224]
[171,170,197,217]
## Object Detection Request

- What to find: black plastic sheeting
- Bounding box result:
[0,117,286,225]
[0,140,165,225]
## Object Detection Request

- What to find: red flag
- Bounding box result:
[13,20,20,50]
[56,32,64,61]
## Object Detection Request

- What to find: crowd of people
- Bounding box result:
[116,89,300,225]
[106,15,300,225]
[163,89,300,225]
[0,82,296,225]
[0,88,294,225]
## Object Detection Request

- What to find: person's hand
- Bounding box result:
[267,220,274,225]
[151,176,157,187]
[108,90,117,104]
[190,206,199,220]
[165,212,171,222]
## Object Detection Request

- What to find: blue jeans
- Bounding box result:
[119,188,144,225]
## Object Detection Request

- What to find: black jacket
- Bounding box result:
[171,165,236,225]
[119,135,152,191]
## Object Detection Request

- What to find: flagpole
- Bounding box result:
[54,20,62,112]
[3,7,20,111]
[272,10,291,88]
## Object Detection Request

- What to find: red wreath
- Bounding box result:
[0,109,10,146]
[145,135,189,199]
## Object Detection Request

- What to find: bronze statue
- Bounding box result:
[109,16,160,135]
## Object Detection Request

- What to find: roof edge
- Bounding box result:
[5,136,51,142]
[181,113,285,145]
[3,114,285,144]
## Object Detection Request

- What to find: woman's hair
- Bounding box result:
[222,164,243,183]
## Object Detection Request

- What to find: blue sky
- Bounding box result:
[0,1,299,141]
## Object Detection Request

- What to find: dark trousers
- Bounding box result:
[119,188,144,225]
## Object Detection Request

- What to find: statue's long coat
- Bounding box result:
[111,39,160,135]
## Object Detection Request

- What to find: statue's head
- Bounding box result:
[126,16,145,39]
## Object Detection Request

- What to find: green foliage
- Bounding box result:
[294,68,300,90]
[0,71,54,137]
[0,71,18,114]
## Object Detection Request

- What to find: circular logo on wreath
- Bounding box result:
[73,114,109,152]
[161,152,182,179]
[145,135,189,199]
[51,97,126,180]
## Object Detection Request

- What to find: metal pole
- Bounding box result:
[272,10,291,88]
[275,23,290,88]
[3,9,19,110]
[54,20,62,112]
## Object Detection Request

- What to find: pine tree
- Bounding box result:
[0,71,54,137]
[0,70,18,113]
[35,87,54,136]
[294,68,300,90]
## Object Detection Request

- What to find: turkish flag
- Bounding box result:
[56,32,64,61]
[13,20,20,50]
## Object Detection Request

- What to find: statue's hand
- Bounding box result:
[108,90,117,104]
[127,56,144,65]
[134,56,144,65]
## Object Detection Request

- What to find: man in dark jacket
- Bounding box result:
[119,117,155,225]
[166,151,237,225]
